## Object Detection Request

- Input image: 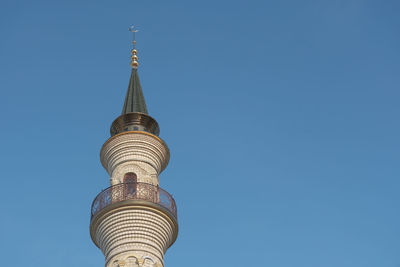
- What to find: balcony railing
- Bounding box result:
[91,182,177,220]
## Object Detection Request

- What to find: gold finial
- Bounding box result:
[129,25,139,69]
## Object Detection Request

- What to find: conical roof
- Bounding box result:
[122,68,148,114]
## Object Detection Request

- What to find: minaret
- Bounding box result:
[90,27,178,267]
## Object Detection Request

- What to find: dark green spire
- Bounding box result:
[122,68,148,115]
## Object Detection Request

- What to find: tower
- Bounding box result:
[90,29,178,267]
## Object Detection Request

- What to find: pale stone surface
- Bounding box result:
[100,132,170,186]
[94,209,175,267]
[110,162,158,186]
[93,131,177,267]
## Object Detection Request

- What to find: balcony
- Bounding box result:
[91,182,177,220]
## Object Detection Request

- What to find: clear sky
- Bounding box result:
[0,1,399,266]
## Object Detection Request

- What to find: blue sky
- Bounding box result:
[0,0,399,266]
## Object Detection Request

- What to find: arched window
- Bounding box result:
[143,257,155,267]
[124,172,137,184]
[126,257,139,267]
[123,172,137,197]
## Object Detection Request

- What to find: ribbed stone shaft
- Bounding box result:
[91,131,178,267]
[100,132,170,186]
[92,208,176,267]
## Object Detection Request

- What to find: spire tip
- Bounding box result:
[129,26,139,69]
